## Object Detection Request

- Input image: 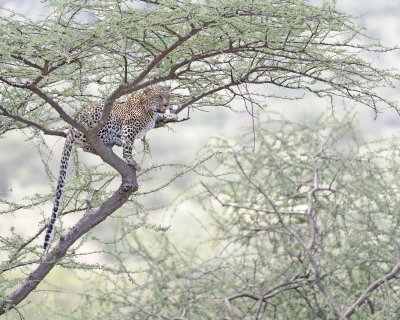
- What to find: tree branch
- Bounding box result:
[341,262,400,319]
[89,23,208,137]
[27,86,86,133]
[233,154,340,315]
[0,175,138,315]
[0,106,66,137]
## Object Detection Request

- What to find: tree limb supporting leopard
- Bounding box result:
[0,84,180,315]
[0,170,138,315]
[43,85,177,250]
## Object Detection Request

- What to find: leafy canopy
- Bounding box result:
[1,0,398,137]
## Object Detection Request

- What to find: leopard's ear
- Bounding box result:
[164,85,172,91]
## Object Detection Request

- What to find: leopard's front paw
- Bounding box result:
[164,113,178,121]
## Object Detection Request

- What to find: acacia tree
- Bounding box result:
[70,115,400,320]
[0,0,398,317]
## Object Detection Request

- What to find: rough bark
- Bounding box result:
[0,168,137,315]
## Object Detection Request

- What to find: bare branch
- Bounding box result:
[27,86,86,133]
[0,105,66,137]
[341,262,400,319]
[233,154,340,315]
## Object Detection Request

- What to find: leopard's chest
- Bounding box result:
[135,115,157,139]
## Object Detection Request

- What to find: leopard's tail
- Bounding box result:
[43,130,74,250]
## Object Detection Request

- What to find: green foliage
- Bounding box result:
[195,116,400,318]
[1,0,400,318]
[0,0,398,135]
[4,115,397,319]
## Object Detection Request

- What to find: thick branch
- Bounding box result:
[0,175,138,315]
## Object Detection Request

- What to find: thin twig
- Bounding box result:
[233,154,340,315]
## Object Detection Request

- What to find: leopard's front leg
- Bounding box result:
[121,142,140,171]
[120,128,141,171]
[82,135,122,154]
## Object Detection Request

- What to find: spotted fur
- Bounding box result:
[44,84,177,250]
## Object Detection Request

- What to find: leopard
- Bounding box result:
[43,84,177,251]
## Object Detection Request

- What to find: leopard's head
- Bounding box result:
[143,84,171,113]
